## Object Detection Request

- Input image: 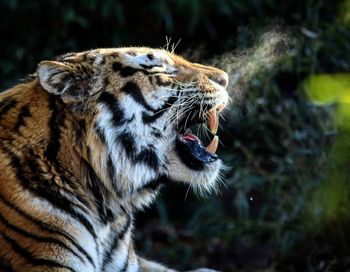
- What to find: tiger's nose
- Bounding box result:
[211,72,229,89]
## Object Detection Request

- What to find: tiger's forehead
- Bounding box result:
[61,47,193,67]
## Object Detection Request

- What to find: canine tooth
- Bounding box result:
[206,135,219,154]
[207,109,219,135]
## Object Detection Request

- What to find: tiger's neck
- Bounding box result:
[0,80,160,224]
[0,81,123,221]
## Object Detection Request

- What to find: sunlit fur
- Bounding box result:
[0,47,228,272]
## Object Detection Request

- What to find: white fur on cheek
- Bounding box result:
[96,104,157,192]
[94,93,172,199]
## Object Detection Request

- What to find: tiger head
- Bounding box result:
[37,48,229,204]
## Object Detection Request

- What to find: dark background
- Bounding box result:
[1,0,350,271]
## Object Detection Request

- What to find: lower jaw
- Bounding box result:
[175,137,218,171]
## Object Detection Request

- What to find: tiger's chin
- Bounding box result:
[167,147,223,196]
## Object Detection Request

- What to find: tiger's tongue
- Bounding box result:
[181,133,201,143]
[181,129,219,155]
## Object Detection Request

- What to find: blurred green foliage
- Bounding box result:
[304,73,350,268]
[1,0,350,271]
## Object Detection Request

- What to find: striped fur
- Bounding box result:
[0,47,228,272]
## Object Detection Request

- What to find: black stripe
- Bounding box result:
[0,257,15,272]
[82,158,115,224]
[137,175,168,192]
[142,96,177,124]
[142,110,165,123]
[42,96,96,231]
[73,118,86,150]
[101,215,132,272]
[112,61,165,78]
[74,118,86,140]
[98,92,126,127]
[0,211,86,265]
[135,147,159,170]
[0,99,17,119]
[120,66,138,77]
[152,127,163,138]
[109,52,119,58]
[27,148,91,212]
[103,77,110,88]
[118,132,135,157]
[45,95,65,162]
[139,64,162,69]
[14,105,31,131]
[106,155,123,197]
[121,82,155,112]
[82,52,88,62]
[112,62,123,72]
[99,57,106,65]
[26,147,100,263]
[0,194,95,268]
[1,145,97,240]
[120,255,129,272]
[120,65,157,76]
[94,123,106,144]
[1,233,77,272]
[42,99,88,205]
[127,51,137,56]
[106,156,115,186]
[29,147,90,210]
[117,132,160,170]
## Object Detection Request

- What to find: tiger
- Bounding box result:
[0,47,229,272]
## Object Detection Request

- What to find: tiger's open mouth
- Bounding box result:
[175,103,224,171]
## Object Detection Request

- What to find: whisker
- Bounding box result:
[171,38,181,54]
[166,106,194,128]
[219,113,227,122]
[184,184,191,201]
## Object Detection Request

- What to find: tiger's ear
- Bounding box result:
[37,61,91,101]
